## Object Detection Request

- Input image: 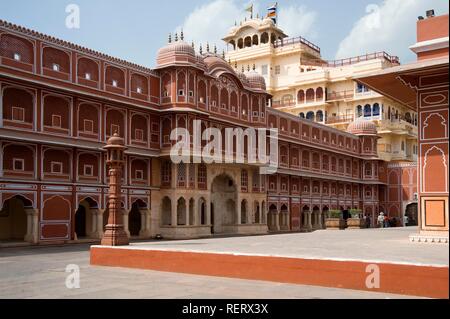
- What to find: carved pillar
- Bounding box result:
[101,133,129,246]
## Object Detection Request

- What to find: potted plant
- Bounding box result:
[325,210,346,230]
[347,209,365,229]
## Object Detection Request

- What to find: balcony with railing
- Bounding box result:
[272,100,296,108]
[326,114,355,125]
[379,119,418,136]
[326,90,354,101]
[325,51,400,67]
[274,36,321,53]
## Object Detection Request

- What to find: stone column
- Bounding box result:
[139,209,152,238]
[318,212,323,229]
[275,212,280,231]
[192,199,197,226]
[150,191,161,237]
[90,209,104,239]
[122,209,130,237]
[206,198,211,225]
[24,209,39,244]
[171,198,177,227]
[308,211,313,231]
[186,203,190,226]
[236,194,242,225]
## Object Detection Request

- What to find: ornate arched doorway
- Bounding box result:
[129,200,146,237]
[405,203,418,226]
[211,174,237,234]
[75,197,98,239]
[0,196,31,242]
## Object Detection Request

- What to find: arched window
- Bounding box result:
[316,110,324,122]
[364,104,372,117]
[299,112,305,119]
[305,89,315,102]
[306,111,315,121]
[252,35,259,46]
[297,90,305,104]
[316,87,324,100]
[357,105,363,117]
[372,103,380,116]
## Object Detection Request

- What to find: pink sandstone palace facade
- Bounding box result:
[357,12,449,242]
[0,18,428,244]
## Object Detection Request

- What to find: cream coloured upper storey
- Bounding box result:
[224,18,418,162]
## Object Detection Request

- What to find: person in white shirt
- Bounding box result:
[377,212,385,228]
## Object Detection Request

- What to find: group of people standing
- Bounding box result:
[376,212,405,228]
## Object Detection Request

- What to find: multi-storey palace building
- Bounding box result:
[223,18,419,163]
[224,17,419,226]
[0,19,409,245]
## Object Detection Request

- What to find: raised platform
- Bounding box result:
[90,227,449,298]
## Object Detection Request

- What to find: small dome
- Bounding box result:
[203,54,234,72]
[106,133,125,146]
[246,71,266,91]
[347,118,377,136]
[237,72,248,84]
[195,54,207,70]
[156,40,196,66]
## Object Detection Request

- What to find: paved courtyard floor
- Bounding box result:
[0,227,446,299]
[129,227,448,266]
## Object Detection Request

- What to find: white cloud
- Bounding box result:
[277,5,317,38]
[335,0,449,62]
[175,0,250,51]
[176,0,317,52]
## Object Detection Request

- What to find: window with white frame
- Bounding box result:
[51,162,63,174]
[135,129,144,141]
[83,165,93,176]
[13,53,21,61]
[178,89,185,96]
[85,73,91,80]
[136,87,142,94]
[11,107,25,122]
[52,114,62,128]
[189,91,194,97]
[52,63,60,72]
[84,119,94,133]
[13,158,24,171]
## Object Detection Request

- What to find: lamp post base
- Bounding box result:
[101,225,129,246]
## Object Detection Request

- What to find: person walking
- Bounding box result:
[377,212,384,228]
[384,214,390,228]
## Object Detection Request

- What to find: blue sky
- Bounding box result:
[0,0,448,68]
